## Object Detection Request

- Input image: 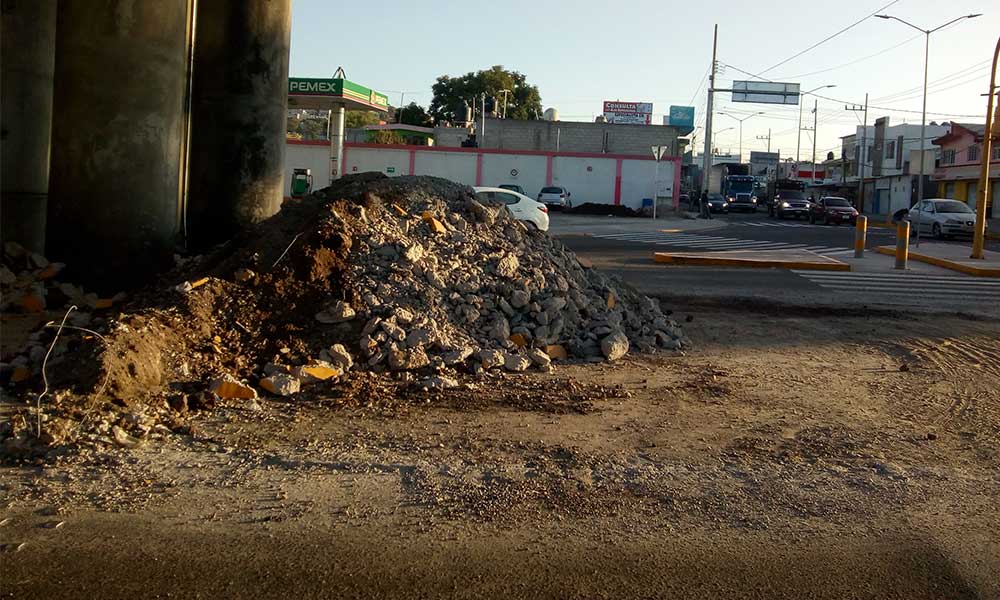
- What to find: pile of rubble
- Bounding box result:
[0,241,124,386]
[2,174,685,453]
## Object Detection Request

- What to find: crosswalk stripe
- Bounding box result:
[591,233,852,256]
[793,270,1000,300]
[808,286,1000,298]
[794,271,1000,285]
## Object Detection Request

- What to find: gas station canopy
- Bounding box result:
[288,77,390,112]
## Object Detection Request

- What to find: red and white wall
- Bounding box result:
[285,140,680,210]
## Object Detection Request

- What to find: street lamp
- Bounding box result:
[712,126,734,154]
[876,12,981,247]
[797,84,836,163]
[717,111,763,162]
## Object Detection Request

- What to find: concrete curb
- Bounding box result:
[653,251,851,272]
[874,246,1000,277]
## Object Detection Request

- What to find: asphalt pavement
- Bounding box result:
[550,211,1000,318]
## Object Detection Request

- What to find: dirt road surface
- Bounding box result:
[3,306,999,599]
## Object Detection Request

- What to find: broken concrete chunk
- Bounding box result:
[600,331,630,361]
[495,254,520,278]
[112,425,142,448]
[477,349,505,370]
[315,300,355,324]
[442,347,474,366]
[414,375,458,391]
[403,244,424,263]
[327,344,354,370]
[508,333,528,347]
[388,347,430,371]
[209,374,258,399]
[527,348,552,368]
[234,268,256,283]
[504,354,531,372]
[260,373,301,396]
[405,328,433,348]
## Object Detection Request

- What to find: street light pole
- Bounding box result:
[876,13,981,248]
[972,37,999,260]
[797,84,836,164]
[702,24,718,196]
[718,111,763,163]
[812,99,818,185]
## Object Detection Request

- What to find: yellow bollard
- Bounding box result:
[854,216,868,259]
[895,220,910,270]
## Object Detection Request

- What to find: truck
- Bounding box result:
[707,163,751,195]
[722,174,757,212]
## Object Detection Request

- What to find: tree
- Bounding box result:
[397,102,433,127]
[346,110,381,129]
[429,65,542,123]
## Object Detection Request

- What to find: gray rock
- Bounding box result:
[375,245,399,259]
[381,319,407,342]
[600,331,630,361]
[403,244,424,263]
[497,297,515,317]
[533,325,550,342]
[592,326,613,336]
[509,289,530,308]
[536,311,550,326]
[394,307,415,324]
[504,354,531,372]
[489,318,511,343]
[388,347,430,371]
[477,349,505,370]
[466,198,496,225]
[406,328,433,348]
[543,296,568,313]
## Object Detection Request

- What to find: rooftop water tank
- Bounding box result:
[543,107,559,122]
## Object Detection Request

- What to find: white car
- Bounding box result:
[537,186,572,210]
[473,186,550,231]
[905,199,976,239]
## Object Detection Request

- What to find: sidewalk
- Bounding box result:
[875,242,1000,277]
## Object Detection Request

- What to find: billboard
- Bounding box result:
[603,101,653,125]
[732,81,800,105]
[665,105,695,129]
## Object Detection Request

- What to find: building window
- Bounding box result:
[968,144,981,162]
[886,141,895,159]
[942,149,956,165]
[993,145,1000,161]
[867,145,873,162]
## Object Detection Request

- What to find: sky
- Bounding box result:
[290,0,998,162]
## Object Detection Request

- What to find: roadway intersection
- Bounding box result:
[551,211,1000,317]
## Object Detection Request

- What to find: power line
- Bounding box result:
[757,0,901,76]
[688,65,711,105]
[778,33,923,79]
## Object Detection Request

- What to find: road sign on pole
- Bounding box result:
[651,145,668,161]
[731,81,800,105]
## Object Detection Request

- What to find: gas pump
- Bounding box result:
[290,168,313,199]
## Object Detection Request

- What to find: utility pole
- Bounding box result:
[499,89,511,119]
[701,25,718,195]
[846,94,868,210]
[481,92,486,147]
[811,98,818,185]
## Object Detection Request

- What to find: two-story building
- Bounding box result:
[932,122,1000,218]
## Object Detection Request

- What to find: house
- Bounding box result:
[932,122,1000,218]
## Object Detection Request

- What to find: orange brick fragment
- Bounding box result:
[544,344,568,360]
[190,277,210,290]
[607,292,616,309]
[391,204,408,216]
[509,333,528,347]
[94,298,114,309]
[17,295,44,313]
[10,367,32,383]
[297,365,341,381]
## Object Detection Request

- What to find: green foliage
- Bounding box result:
[397,102,433,127]
[429,65,542,123]
[346,110,381,129]
[371,130,406,145]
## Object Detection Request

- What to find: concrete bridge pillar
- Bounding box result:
[1,0,58,254]
[47,0,192,289]
[186,0,292,250]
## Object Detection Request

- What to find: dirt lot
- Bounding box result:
[3,306,999,599]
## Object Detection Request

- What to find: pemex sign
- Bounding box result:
[288,77,389,111]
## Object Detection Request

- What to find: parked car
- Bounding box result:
[498,184,526,195]
[473,186,549,231]
[905,199,976,239]
[809,196,858,225]
[706,193,729,213]
[538,186,572,210]
[771,189,811,219]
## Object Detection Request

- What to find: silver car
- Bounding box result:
[906,199,976,239]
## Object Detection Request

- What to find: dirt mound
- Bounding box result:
[566,203,641,217]
[2,173,686,456]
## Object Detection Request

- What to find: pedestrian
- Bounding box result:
[700,190,713,220]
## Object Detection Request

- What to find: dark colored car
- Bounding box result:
[499,184,526,195]
[727,192,758,213]
[771,189,811,219]
[809,196,858,225]
[707,193,729,213]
